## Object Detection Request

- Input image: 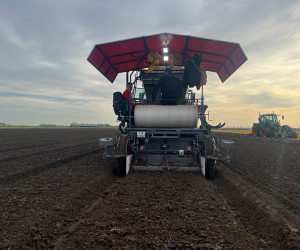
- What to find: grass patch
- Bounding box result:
[212,128,300,140]
[211,129,251,135]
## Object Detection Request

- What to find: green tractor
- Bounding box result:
[252,113,297,139]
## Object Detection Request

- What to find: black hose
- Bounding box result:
[119,122,126,134]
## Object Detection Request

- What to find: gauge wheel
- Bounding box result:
[202,135,216,179]
[115,135,129,177]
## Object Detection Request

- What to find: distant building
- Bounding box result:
[70,122,113,127]
[70,122,100,127]
[39,124,57,127]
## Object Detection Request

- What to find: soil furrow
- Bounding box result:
[0,141,97,162]
[0,138,91,152]
[0,148,101,185]
[0,129,299,249]
[215,164,298,249]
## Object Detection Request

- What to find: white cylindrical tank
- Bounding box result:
[134,105,198,128]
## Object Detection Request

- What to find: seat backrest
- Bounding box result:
[183,60,201,88]
[113,92,128,115]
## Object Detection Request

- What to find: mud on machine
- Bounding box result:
[88,33,247,178]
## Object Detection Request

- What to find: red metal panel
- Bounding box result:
[114,60,149,73]
[88,47,104,69]
[99,60,110,76]
[167,34,186,53]
[106,67,118,83]
[203,61,220,72]
[224,59,235,75]
[109,52,146,65]
[218,66,230,82]
[88,33,247,83]
[98,37,145,57]
[231,47,248,69]
[188,37,235,56]
[145,33,186,53]
[203,54,225,64]
[146,35,166,53]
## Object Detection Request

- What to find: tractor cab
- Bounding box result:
[259,114,280,127]
[88,33,247,178]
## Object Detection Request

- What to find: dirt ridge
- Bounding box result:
[0,129,299,249]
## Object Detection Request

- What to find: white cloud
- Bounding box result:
[0,0,299,127]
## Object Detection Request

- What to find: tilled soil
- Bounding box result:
[0,128,299,249]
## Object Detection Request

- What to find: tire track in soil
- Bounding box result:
[56,171,262,249]
[228,135,300,221]
[0,128,118,152]
[214,163,300,249]
[215,133,300,249]
[231,165,300,218]
[0,140,97,162]
[0,147,102,185]
[24,160,119,250]
[0,138,92,153]
[1,129,299,249]
[0,152,118,249]
[228,167,300,220]
[52,177,119,249]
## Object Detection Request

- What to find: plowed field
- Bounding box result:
[0,128,299,249]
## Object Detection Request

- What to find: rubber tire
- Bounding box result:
[205,159,215,179]
[252,125,259,137]
[203,135,216,179]
[116,157,126,177]
[115,135,129,177]
[262,127,272,138]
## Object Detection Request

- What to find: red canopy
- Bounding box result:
[87,33,247,83]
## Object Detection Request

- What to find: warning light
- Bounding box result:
[140,146,145,151]
[186,146,191,151]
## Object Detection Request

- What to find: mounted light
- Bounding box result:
[163,47,168,53]
[164,56,169,61]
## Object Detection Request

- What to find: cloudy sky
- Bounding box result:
[0,0,300,127]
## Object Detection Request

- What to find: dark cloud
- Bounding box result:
[0,0,300,125]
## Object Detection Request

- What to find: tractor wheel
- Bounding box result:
[201,135,216,179]
[115,135,130,177]
[262,127,272,138]
[252,125,259,137]
[116,157,126,176]
[205,159,215,179]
